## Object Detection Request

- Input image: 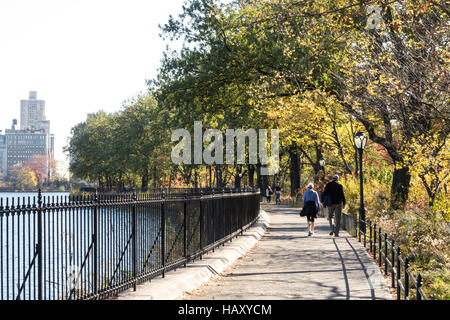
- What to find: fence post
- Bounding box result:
[226,189,232,243]
[373,223,377,261]
[416,273,422,300]
[391,239,395,288]
[199,190,203,260]
[384,233,388,275]
[363,219,366,248]
[358,213,361,242]
[37,189,43,300]
[378,227,382,266]
[396,247,401,300]
[352,214,356,237]
[404,257,410,299]
[161,190,166,278]
[240,192,244,235]
[183,191,187,267]
[222,188,226,247]
[132,191,137,291]
[369,221,372,252]
[93,191,98,297]
[212,189,215,253]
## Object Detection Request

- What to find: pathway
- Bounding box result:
[183,204,392,300]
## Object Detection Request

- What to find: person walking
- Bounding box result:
[275,185,281,205]
[322,174,346,237]
[302,183,321,236]
[266,186,273,203]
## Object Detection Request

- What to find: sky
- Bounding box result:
[0,0,186,173]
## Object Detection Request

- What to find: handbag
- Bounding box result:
[301,201,317,217]
[300,208,306,217]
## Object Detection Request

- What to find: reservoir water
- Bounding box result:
[0,191,166,300]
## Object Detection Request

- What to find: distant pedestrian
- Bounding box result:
[322,174,346,237]
[302,183,321,236]
[266,186,273,203]
[275,185,281,204]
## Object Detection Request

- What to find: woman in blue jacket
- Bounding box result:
[302,183,322,236]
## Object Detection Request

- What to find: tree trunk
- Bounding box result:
[209,166,212,188]
[118,171,123,190]
[328,109,353,175]
[289,147,301,197]
[216,166,224,188]
[390,166,411,209]
[248,164,255,187]
[234,173,241,189]
[194,170,198,189]
[152,165,157,189]
[257,162,263,200]
[313,144,323,183]
[141,171,149,192]
[262,174,268,198]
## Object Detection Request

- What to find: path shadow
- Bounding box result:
[223,267,375,278]
[332,237,350,300]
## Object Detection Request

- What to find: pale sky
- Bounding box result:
[0,0,186,169]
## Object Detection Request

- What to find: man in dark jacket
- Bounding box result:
[322,174,346,236]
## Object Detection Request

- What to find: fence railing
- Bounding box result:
[340,212,427,300]
[0,188,260,300]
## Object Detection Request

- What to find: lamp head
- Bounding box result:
[354,131,368,150]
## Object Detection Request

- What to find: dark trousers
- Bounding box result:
[328,204,342,235]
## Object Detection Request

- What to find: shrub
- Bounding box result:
[340,173,390,219]
[341,170,449,300]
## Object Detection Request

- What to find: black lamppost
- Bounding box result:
[319,158,325,174]
[354,131,368,233]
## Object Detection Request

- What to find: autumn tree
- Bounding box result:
[8,163,37,191]
[66,94,173,191]
[333,0,449,208]
[25,154,47,186]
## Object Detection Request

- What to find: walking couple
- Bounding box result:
[302,175,346,237]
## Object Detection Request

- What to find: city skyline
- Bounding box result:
[0,0,185,169]
[0,90,55,182]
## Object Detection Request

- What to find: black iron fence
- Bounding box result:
[340,212,428,300]
[0,188,260,300]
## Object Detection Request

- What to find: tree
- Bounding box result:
[153,0,355,191]
[116,94,172,191]
[66,93,173,191]
[405,134,449,206]
[8,163,37,191]
[65,111,120,190]
[25,154,47,186]
[334,0,449,208]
